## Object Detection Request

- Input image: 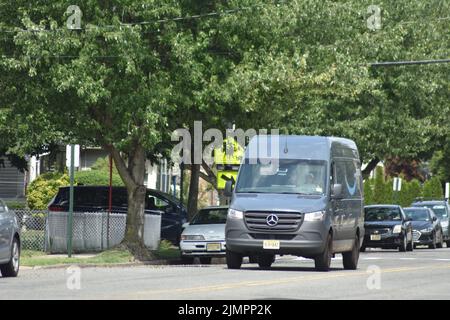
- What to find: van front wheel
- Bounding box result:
[343,235,360,270]
[314,233,332,272]
[226,250,243,269]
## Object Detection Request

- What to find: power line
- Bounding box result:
[0,1,284,34]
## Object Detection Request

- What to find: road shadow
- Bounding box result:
[231,265,344,272]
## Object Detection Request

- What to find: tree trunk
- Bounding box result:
[187,163,200,220]
[109,144,151,260]
[362,158,380,180]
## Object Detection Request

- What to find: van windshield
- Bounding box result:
[235,159,327,195]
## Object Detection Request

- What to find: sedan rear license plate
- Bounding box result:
[370,234,381,241]
[206,243,221,252]
[263,240,280,250]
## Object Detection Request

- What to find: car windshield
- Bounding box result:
[190,208,228,225]
[365,207,402,221]
[404,209,431,221]
[418,205,448,220]
[235,159,327,195]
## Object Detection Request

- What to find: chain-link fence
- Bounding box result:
[14,210,47,251]
[14,210,161,253]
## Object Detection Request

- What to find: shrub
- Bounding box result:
[5,200,27,209]
[408,179,422,203]
[75,170,124,186]
[27,172,69,209]
[372,166,385,204]
[363,179,374,205]
[423,177,444,199]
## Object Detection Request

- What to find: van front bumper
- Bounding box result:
[226,238,326,257]
[225,215,333,257]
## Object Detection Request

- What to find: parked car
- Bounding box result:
[225,135,364,271]
[361,205,413,252]
[411,200,450,247]
[0,199,21,277]
[180,206,228,264]
[403,207,444,249]
[48,186,187,245]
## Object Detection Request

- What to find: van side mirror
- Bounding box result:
[331,184,343,199]
[224,180,234,197]
[432,216,437,222]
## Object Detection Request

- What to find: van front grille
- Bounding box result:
[250,233,297,240]
[244,211,303,232]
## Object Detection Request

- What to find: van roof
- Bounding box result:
[245,135,358,160]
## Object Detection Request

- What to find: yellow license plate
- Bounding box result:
[206,243,221,252]
[263,240,280,250]
[370,234,381,241]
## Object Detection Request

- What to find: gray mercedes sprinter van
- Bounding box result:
[224,135,364,271]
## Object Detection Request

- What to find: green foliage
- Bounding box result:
[363,179,374,205]
[383,178,394,204]
[430,147,450,185]
[423,177,444,199]
[367,169,424,206]
[372,167,386,204]
[27,172,69,209]
[4,200,27,209]
[75,170,124,186]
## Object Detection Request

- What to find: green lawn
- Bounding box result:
[20,242,181,267]
[20,249,135,267]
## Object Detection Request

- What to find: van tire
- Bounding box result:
[226,250,243,269]
[315,233,332,272]
[257,254,275,270]
[343,235,360,270]
[0,237,20,278]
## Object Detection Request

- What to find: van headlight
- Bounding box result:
[228,208,244,220]
[304,211,325,222]
[392,225,402,234]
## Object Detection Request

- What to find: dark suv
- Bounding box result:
[48,186,187,245]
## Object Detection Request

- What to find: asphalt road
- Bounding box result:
[2,247,450,300]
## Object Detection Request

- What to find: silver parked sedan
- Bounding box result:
[0,199,21,277]
[180,206,228,264]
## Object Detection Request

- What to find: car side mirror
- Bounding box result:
[432,216,437,222]
[224,180,234,197]
[182,222,189,229]
[331,184,343,199]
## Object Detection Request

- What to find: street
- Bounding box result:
[2,247,450,300]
